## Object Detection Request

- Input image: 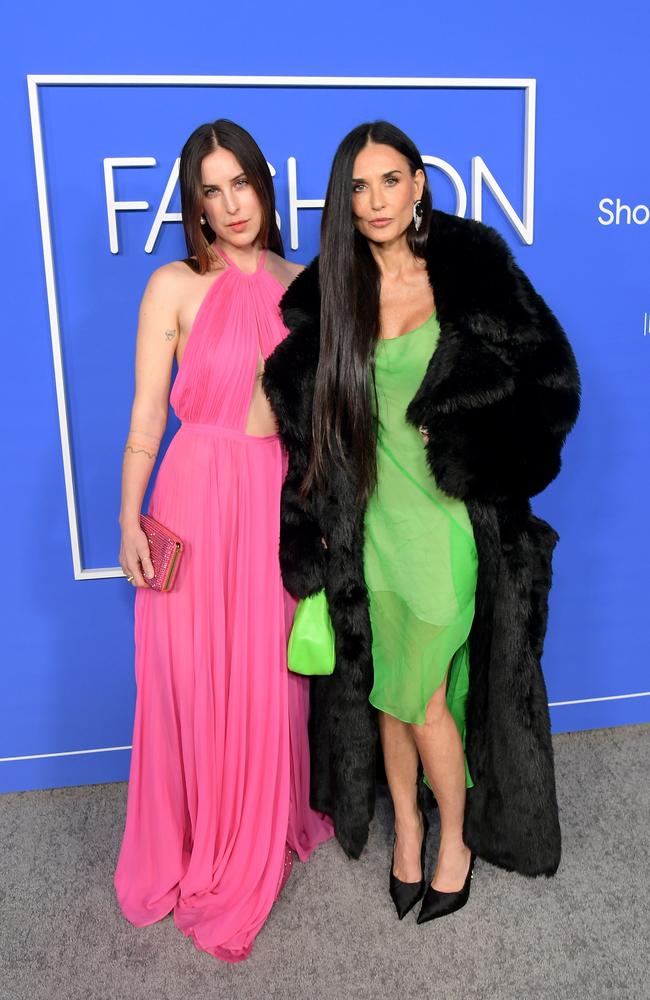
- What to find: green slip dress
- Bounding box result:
[363,313,477,787]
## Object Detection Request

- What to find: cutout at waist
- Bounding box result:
[180,422,279,444]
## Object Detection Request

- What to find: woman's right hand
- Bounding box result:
[120,521,155,587]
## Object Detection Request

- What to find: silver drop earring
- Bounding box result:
[200,215,206,225]
[413,199,423,232]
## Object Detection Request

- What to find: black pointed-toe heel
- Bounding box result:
[416,852,475,924]
[389,814,429,920]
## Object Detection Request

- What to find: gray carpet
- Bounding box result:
[1,725,648,1000]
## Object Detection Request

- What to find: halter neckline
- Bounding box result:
[219,247,267,276]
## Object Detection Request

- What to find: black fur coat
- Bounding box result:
[263,209,580,876]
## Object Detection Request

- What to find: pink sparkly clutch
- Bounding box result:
[139,513,184,592]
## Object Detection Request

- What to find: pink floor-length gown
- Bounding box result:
[114,250,333,962]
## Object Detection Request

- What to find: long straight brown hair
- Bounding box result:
[179,119,283,274]
[303,121,432,503]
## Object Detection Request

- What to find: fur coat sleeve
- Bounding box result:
[263,264,327,599]
[408,218,580,504]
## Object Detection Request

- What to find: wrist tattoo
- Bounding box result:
[164,328,177,341]
[125,445,157,460]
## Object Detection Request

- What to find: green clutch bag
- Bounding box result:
[287,589,335,676]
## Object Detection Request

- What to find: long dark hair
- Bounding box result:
[304,121,432,503]
[179,119,283,274]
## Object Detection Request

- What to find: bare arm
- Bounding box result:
[119,266,180,586]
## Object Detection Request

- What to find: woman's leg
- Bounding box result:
[379,711,425,882]
[411,679,471,891]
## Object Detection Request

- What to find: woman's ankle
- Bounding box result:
[394,808,424,836]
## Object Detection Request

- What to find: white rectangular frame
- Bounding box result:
[27,73,537,581]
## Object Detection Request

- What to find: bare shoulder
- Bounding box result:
[141,259,197,307]
[266,251,305,290]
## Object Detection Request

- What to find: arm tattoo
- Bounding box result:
[164,328,177,341]
[125,445,157,460]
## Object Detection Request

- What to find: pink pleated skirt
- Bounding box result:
[114,423,333,961]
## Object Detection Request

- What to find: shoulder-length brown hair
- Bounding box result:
[179,119,283,274]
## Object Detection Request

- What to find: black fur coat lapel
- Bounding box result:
[263,209,580,875]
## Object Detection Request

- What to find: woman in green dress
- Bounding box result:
[313,123,475,922]
[264,119,579,919]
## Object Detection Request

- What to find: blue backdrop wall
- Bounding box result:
[2,1,648,793]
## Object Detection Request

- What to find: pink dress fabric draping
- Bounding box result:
[114,250,333,962]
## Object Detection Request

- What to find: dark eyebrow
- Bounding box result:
[351,169,403,183]
[202,173,247,190]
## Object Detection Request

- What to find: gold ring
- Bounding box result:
[126,575,135,583]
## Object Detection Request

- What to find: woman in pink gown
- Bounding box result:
[115,119,332,962]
